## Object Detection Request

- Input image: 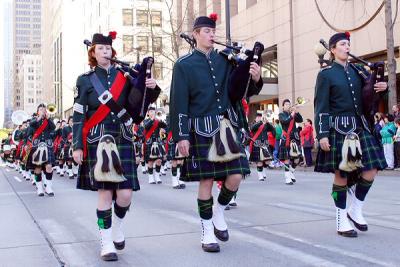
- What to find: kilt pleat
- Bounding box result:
[180,129,250,182]
[314,128,387,175]
[77,123,139,191]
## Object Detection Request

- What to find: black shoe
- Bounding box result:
[347,214,368,232]
[173,185,181,189]
[214,226,229,242]
[291,178,296,183]
[113,240,125,250]
[179,184,186,189]
[224,205,230,210]
[101,252,118,261]
[46,192,55,197]
[149,182,156,184]
[201,243,220,253]
[229,202,237,207]
[285,182,293,185]
[157,181,162,184]
[69,175,74,179]
[337,229,358,237]
[38,193,44,197]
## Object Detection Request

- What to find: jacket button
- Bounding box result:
[215,83,218,86]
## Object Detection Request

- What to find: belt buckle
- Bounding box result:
[98,90,113,104]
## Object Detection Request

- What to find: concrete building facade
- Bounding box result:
[13,0,42,111]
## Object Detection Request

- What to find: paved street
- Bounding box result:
[0,165,399,267]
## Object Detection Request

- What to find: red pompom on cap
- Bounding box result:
[209,13,218,22]
[345,31,350,38]
[109,31,117,40]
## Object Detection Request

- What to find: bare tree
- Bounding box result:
[385,0,398,108]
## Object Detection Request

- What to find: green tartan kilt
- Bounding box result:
[77,123,139,191]
[249,142,273,162]
[180,129,250,182]
[314,128,387,176]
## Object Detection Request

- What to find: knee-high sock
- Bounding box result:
[114,202,131,219]
[97,208,112,229]
[45,172,52,180]
[218,183,237,206]
[198,197,213,220]
[355,177,373,201]
[155,165,161,173]
[332,184,347,209]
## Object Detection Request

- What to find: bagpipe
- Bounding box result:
[319,39,386,129]
[83,39,156,124]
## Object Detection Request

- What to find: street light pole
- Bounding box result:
[225,0,231,45]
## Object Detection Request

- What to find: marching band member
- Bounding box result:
[143,107,167,184]
[63,116,75,179]
[72,32,160,261]
[314,32,387,237]
[166,116,186,189]
[26,104,56,196]
[53,120,65,176]
[249,112,276,181]
[278,99,303,185]
[170,14,263,252]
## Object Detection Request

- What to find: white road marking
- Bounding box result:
[13,176,22,182]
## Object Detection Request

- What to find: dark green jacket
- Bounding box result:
[169,49,262,142]
[72,65,160,150]
[314,62,368,140]
[279,111,303,140]
[250,121,275,140]
[29,118,56,142]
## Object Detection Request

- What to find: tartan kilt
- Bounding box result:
[166,141,176,161]
[63,142,73,161]
[314,128,387,175]
[180,129,250,182]
[134,141,143,158]
[144,139,165,162]
[55,141,65,160]
[26,142,55,170]
[278,137,301,160]
[77,123,139,191]
[249,142,273,162]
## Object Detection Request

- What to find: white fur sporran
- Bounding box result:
[32,142,49,165]
[289,140,300,158]
[93,135,127,183]
[339,132,363,172]
[208,118,244,162]
[149,142,162,159]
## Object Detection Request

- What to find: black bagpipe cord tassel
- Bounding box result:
[226,127,240,153]
[111,150,124,175]
[101,149,110,172]
[41,149,48,163]
[33,151,41,163]
[347,146,356,163]
[215,132,226,156]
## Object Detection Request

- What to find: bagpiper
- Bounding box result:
[63,116,76,179]
[72,32,160,261]
[169,13,263,252]
[314,32,387,237]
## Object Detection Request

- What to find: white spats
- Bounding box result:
[336,208,354,232]
[213,203,228,231]
[200,219,218,244]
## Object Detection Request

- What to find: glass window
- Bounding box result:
[122,9,133,26]
[136,10,148,26]
[154,62,163,79]
[123,35,134,54]
[151,11,162,27]
[153,37,162,52]
[137,36,148,52]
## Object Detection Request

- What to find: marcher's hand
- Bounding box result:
[319,137,330,152]
[177,140,190,157]
[249,62,261,83]
[145,78,157,89]
[73,149,83,165]
[374,82,387,93]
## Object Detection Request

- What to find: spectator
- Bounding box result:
[392,104,400,119]
[300,119,314,167]
[394,118,400,170]
[373,112,384,143]
[380,114,397,170]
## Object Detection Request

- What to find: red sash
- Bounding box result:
[53,135,62,153]
[165,131,173,151]
[16,140,24,157]
[82,72,127,158]
[33,119,48,141]
[144,120,159,141]
[282,118,295,147]
[249,123,265,154]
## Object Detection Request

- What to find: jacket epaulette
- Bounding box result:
[177,52,193,63]
[82,69,95,76]
[319,65,332,72]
